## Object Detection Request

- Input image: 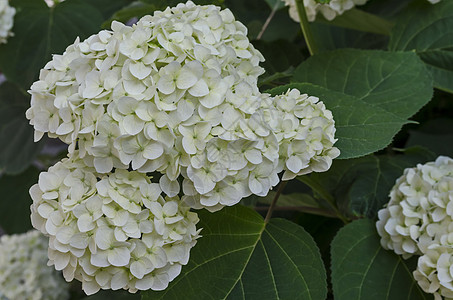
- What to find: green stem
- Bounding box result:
[264,181,288,223]
[294,0,318,55]
[298,176,349,224]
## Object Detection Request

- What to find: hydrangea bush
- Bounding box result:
[0,0,452,299]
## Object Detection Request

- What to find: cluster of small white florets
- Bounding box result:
[30,155,200,295]
[0,230,69,300]
[376,156,453,300]
[26,1,339,212]
[281,0,441,22]
[0,0,15,44]
[260,89,340,181]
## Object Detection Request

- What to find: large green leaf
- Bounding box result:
[292,49,433,119]
[331,219,432,300]
[388,0,453,93]
[304,147,435,218]
[0,82,43,174]
[0,0,127,90]
[142,205,326,300]
[0,167,39,234]
[269,83,407,159]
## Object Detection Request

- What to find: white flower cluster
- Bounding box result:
[30,155,200,295]
[0,230,69,300]
[281,0,368,22]
[414,246,453,300]
[0,0,15,44]
[376,156,453,299]
[26,1,339,212]
[260,89,340,181]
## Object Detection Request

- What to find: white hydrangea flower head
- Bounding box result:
[26,1,265,168]
[27,1,341,212]
[25,1,287,210]
[260,88,340,181]
[280,0,368,22]
[30,155,200,295]
[376,156,453,259]
[414,246,453,300]
[0,230,69,300]
[0,0,15,44]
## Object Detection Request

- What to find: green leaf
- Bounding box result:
[268,83,407,159]
[388,0,453,93]
[0,82,43,174]
[306,147,436,218]
[292,49,433,119]
[142,205,327,300]
[0,167,39,234]
[316,8,394,35]
[0,0,120,89]
[331,219,433,300]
